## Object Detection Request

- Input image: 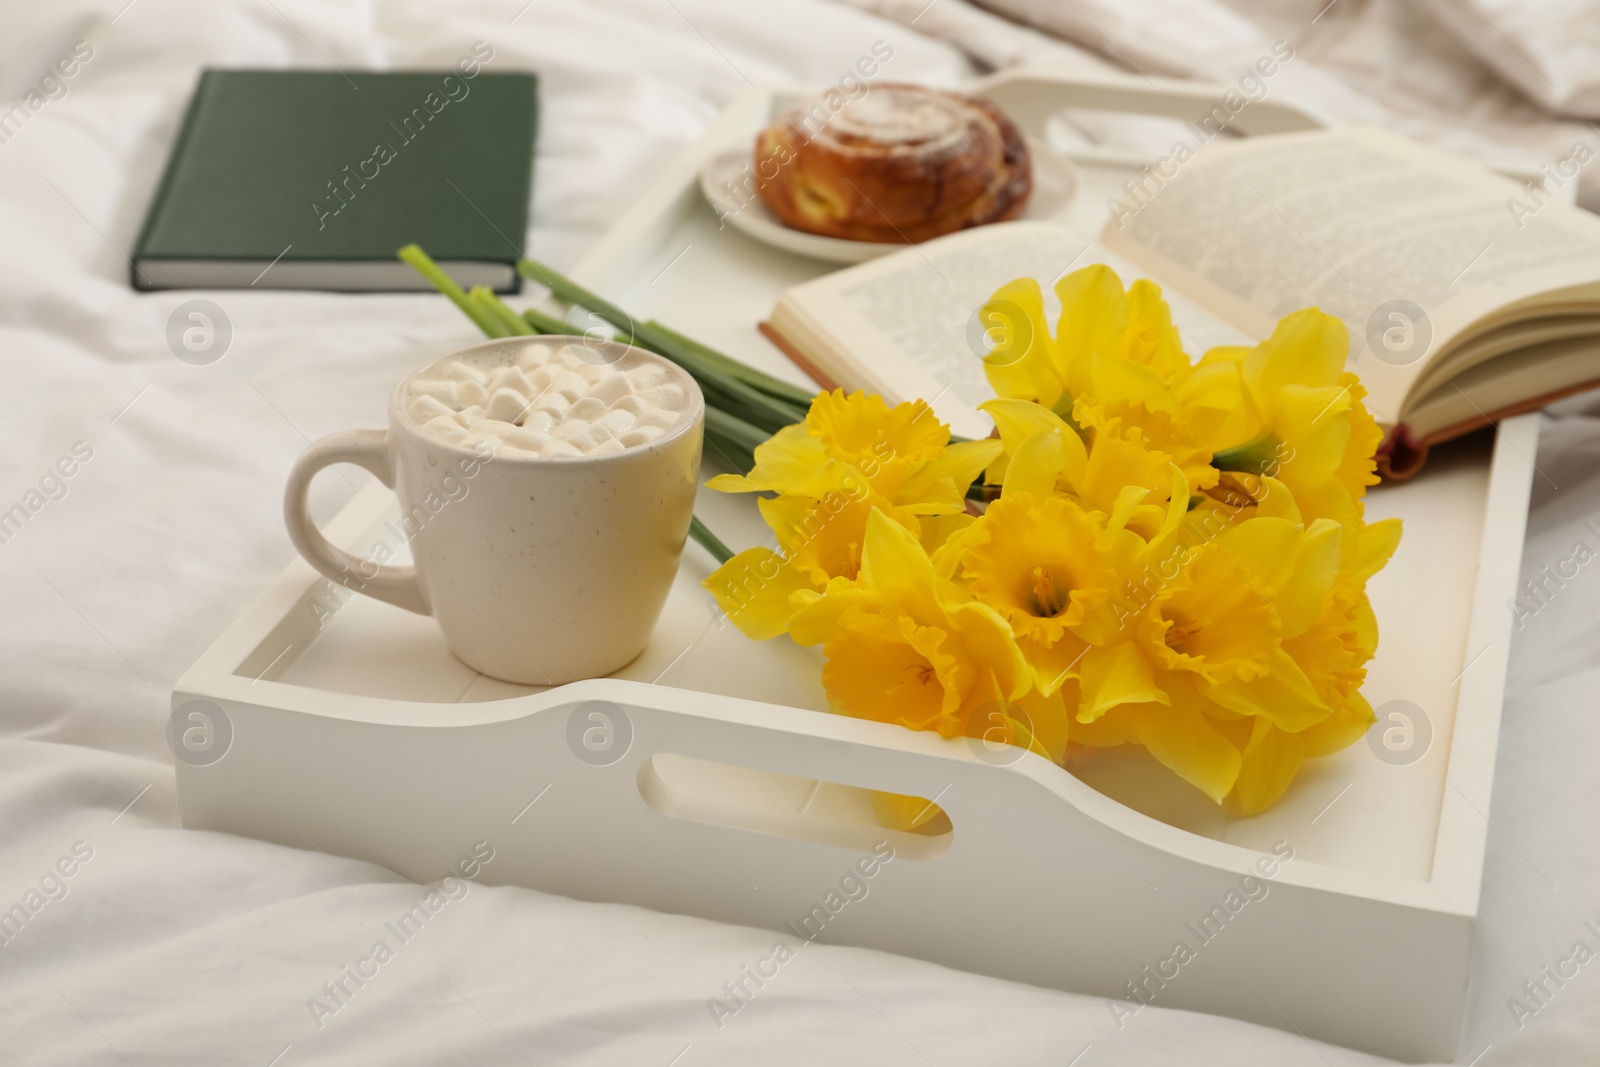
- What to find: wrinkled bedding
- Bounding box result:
[3,1,1600,1063]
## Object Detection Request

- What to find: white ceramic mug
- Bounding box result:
[284,336,704,686]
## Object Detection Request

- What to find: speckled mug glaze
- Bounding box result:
[284,336,705,685]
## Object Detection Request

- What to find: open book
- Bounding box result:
[762,127,1600,476]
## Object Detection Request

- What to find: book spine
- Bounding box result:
[130,69,222,290]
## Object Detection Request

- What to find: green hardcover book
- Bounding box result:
[133,65,537,291]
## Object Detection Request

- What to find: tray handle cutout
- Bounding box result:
[638,753,952,860]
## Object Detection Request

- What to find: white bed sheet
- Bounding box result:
[2,1,1598,1064]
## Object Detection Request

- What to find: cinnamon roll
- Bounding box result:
[753,84,1032,244]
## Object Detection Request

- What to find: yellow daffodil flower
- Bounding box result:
[703,391,1000,639]
[958,493,1130,694]
[978,266,1242,498]
[803,510,1029,740]
[1210,309,1384,525]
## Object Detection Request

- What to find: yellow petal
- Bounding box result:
[822,610,964,733]
[1271,519,1342,633]
[1020,631,1091,696]
[705,472,758,492]
[946,601,1031,703]
[1001,430,1067,500]
[979,397,1086,487]
[733,423,849,497]
[1138,464,1191,560]
[1129,701,1243,804]
[1120,278,1188,379]
[1301,690,1377,758]
[1054,264,1129,396]
[1014,685,1075,764]
[787,575,865,647]
[979,278,1064,406]
[1178,359,1256,452]
[1089,355,1181,421]
[1252,475,1304,523]
[757,494,883,586]
[1244,307,1348,397]
[1078,641,1168,722]
[1349,517,1403,580]
[1103,484,1152,537]
[1203,647,1330,732]
[1079,429,1171,510]
[897,438,1002,513]
[701,548,818,640]
[858,508,944,624]
[1231,717,1306,815]
[1214,516,1304,591]
[1276,383,1354,486]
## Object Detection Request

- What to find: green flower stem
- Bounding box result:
[470,287,536,336]
[646,320,817,409]
[705,405,769,457]
[398,244,508,338]
[514,257,810,431]
[521,307,573,335]
[689,516,735,564]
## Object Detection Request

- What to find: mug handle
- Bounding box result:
[283,429,428,615]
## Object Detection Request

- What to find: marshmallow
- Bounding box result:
[412,379,459,405]
[590,372,633,406]
[516,345,553,372]
[422,415,469,445]
[598,408,637,435]
[453,405,484,427]
[548,369,590,400]
[628,363,671,389]
[641,383,685,409]
[620,425,667,448]
[521,409,556,435]
[563,423,614,453]
[526,364,559,391]
[589,438,626,456]
[485,387,532,424]
[635,406,681,431]
[609,395,647,414]
[501,426,552,451]
[499,368,536,397]
[551,419,588,440]
[459,431,500,453]
[556,344,592,369]
[531,393,572,419]
[474,418,521,439]
[408,394,455,424]
[457,380,489,409]
[568,396,607,422]
[539,439,583,459]
[484,365,519,393]
[443,360,489,385]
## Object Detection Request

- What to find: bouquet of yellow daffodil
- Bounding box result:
[704,265,1400,815]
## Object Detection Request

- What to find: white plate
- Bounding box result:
[699,136,1079,264]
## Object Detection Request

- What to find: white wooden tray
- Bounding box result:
[173,70,1535,1063]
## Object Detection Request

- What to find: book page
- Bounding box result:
[779,221,1252,438]
[1099,127,1600,425]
